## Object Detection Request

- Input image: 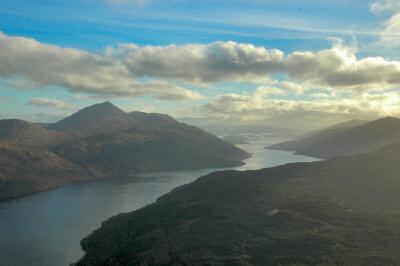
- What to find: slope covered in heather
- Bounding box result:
[0,102,249,200]
[268,117,400,159]
[54,123,250,178]
[0,143,88,200]
[0,119,71,146]
[76,144,400,265]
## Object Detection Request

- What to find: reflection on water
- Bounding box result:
[0,135,318,266]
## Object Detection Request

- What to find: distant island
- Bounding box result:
[0,102,250,201]
[268,117,400,159]
[76,143,400,265]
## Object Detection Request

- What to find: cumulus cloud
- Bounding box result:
[0,32,202,101]
[189,85,400,130]
[269,80,309,95]
[285,45,400,90]
[27,98,75,110]
[3,30,400,109]
[108,41,284,84]
[108,40,400,91]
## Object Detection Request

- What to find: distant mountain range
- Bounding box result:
[76,143,400,265]
[268,117,400,159]
[0,102,250,200]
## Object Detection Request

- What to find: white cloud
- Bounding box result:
[188,86,400,130]
[27,98,75,110]
[3,31,400,98]
[109,40,400,91]
[272,80,309,95]
[0,32,202,101]
[108,41,284,84]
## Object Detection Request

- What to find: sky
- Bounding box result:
[1,0,400,130]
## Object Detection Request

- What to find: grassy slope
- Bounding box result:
[0,119,71,146]
[0,103,250,200]
[0,143,88,200]
[77,144,400,266]
[269,117,400,159]
[54,124,250,178]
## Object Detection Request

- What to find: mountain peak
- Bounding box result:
[48,102,130,136]
[48,102,178,137]
[80,101,124,116]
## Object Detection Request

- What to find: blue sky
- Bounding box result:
[0,0,376,50]
[1,0,400,129]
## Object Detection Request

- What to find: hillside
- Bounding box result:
[48,102,178,137]
[0,119,71,146]
[0,143,88,200]
[129,111,177,129]
[0,102,250,200]
[299,119,368,139]
[54,123,250,177]
[47,102,138,137]
[76,144,400,265]
[268,117,400,159]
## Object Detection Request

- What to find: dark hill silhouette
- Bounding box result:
[0,102,249,200]
[54,123,250,178]
[76,144,400,265]
[0,144,88,200]
[48,102,137,137]
[129,111,177,129]
[268,116,400,158]
[48,101,179,137]
[299,119,368,139]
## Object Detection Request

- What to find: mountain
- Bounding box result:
[48,102,137,137]
[76,144,400,265]
[0,102,250,200]
[54,123,250,178]
[324,119,369,130]
[0,119,71,146]
[129,111,177,129]
[268,117,400,159]
[48,102,179,137]
[299,119,368,139]
[0,144,88,200]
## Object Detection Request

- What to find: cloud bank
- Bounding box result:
[3,31,400,98]
[27,98,74,110]
[110,41,400,91]
[0,32,202,101]
[190,86,400,130]
[2,30,400,128]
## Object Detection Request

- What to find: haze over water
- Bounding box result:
[0,135,318,266]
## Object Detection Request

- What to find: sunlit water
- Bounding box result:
[0,135,318,266]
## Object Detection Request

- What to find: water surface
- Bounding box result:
[0,135,318,266]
